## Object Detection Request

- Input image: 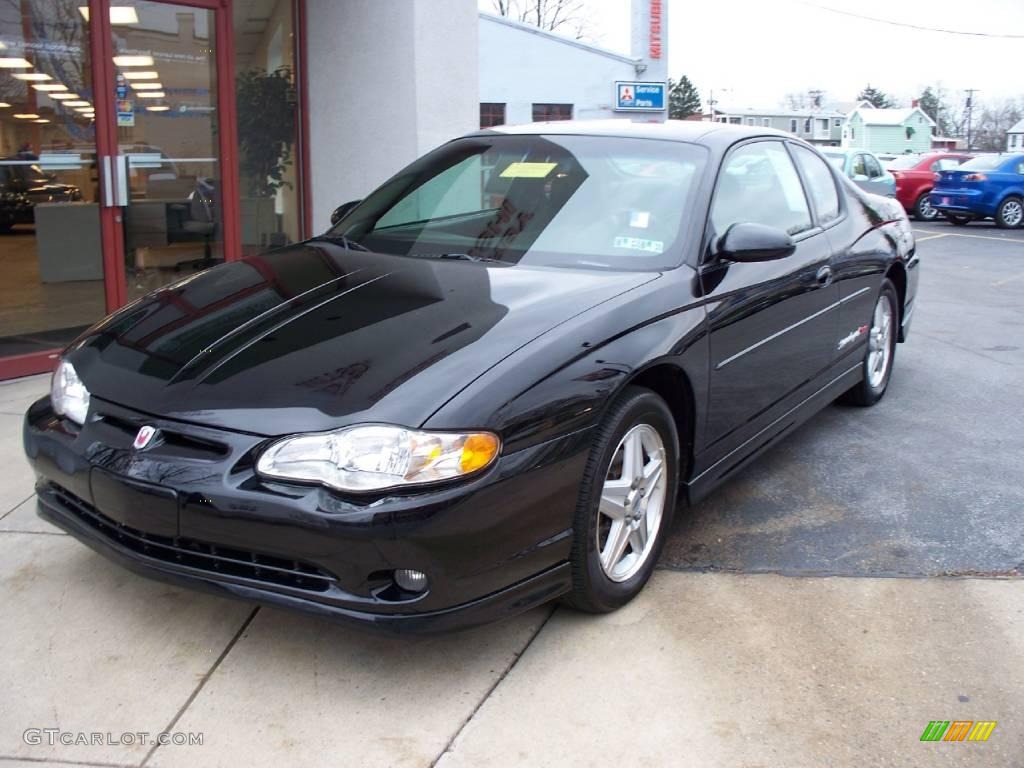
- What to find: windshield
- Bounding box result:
[886,155,922,170]
[822,152,845,169]
[329,134,708,271]
[959,155,1006,171]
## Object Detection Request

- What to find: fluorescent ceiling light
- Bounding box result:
[146,105,169,112]
[0,58,33,68]
[131,82,162,90]
[49,93,79,100]
[13,73,51,81]
[136,91,165,98]
[122,70,158,80]
[63,101,90,107]
[79,6,139,24]
[34,118,50,124]
[75,106,94,112]
[0,102,9,107]
[113,55,153,67]
[33,84,69,92]
[14,113,40,119]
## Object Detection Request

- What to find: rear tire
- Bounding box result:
[946,214,971,226]
[995,196,1023,229]
[914,192,939,221]
[563,387,679,614]
[839,280,899,407]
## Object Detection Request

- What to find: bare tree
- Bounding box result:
[782,89,827,111]
[972,98,1022,151]
[489,0,590,40]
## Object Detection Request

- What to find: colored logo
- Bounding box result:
[920,721,997,742]
[133,426,157,450]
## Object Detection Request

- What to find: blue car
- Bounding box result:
[931,153,1024,228]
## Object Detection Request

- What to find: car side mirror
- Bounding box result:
[718,222,796,263]
[330,199,361,226]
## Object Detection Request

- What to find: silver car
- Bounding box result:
[822,149,896,197]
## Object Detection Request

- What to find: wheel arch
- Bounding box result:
[622,362,697,485]
[885,261,908,341]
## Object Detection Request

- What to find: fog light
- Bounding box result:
[394,568,428,593]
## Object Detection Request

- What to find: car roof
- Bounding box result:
[471,119,797,151]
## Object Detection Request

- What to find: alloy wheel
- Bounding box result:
[867,293,894,389]
[1001,199,1023,228]
[917,195,937,220]
[596,424,668,582]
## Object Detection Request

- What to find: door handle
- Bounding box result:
[100,155,128,207]
[815,266,833,287]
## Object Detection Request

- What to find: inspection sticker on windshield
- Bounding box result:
[500,162,558,179]
[629,211,650,228]
[613,236,663,254]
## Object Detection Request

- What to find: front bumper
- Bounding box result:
[24,397,591,633]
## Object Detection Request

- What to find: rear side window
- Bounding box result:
[959,155,1005,171]
[711,141,812,237]
[791,145,840,225]
[850,154,868,177]
[932,157,964,171]
[864,154,884,179]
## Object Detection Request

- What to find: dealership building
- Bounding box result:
[0,0,667,380]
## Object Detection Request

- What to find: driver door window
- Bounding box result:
[864,155,884,179]
[710,141,813,238]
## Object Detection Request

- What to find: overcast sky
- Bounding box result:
[477,0,1024,110]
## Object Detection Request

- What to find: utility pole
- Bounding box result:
[964,89,979,150]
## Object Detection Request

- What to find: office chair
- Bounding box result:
[174,178,221,271]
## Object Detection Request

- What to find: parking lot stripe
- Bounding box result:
[992,272,1024,287]
[916,231,1024,244]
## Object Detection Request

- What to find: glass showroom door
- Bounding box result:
[101,0,238,304]
[0,1,107,376]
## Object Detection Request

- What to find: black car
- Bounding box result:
[0,160,82,231]
[24,122,918,632]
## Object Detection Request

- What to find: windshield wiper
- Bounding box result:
[410,252,503,263]
[308,234,371,252]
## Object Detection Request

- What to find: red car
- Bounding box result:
[888,153,971,221]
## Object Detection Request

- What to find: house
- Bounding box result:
[844,107,936,154]
[1007,119,1024,152]
[707,107,845,145]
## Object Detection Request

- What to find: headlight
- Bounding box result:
[255,425,500,493]
[50,359,90,425]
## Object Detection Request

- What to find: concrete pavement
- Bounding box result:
[2,225,1022,767]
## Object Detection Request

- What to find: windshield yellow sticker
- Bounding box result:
[500,162,558,179]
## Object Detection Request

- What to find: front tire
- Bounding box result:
[946,214,971,226]
[564,387,679,614]
[995,196,1023,229]
[914,192,939,221]
[839,280,898,407]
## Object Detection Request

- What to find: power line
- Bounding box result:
[795,1,1024,38]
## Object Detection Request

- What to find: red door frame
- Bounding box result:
[0,0,242,381]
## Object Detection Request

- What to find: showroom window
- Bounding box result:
[234,0,304,254]
[532,103,573,122]
[480,103,506,128]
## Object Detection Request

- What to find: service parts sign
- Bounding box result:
[614,82,666,112]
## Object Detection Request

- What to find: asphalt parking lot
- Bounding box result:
[1,220,1022,768]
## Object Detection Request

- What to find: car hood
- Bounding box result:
[68,241,656,435]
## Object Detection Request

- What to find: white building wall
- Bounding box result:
[305,0,478,231]
[479,15,642,125]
